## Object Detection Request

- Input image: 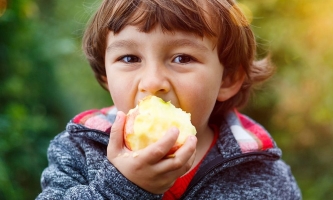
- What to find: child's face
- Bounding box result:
[105,25,225,133]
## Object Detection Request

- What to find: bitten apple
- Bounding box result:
[124,96,197,154]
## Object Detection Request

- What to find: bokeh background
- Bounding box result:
[0,0,332,199]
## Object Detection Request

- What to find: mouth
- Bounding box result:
[135,95,179,108]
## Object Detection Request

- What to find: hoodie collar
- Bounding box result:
[71,106,117,133]
[67,106,279,157]
[226,110,275,153]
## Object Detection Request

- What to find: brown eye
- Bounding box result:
[120,55,141,63]
[173,55,193,64]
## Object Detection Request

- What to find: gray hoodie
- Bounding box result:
[37,107,301,199]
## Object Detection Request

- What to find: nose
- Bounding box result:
[138,63,171,96]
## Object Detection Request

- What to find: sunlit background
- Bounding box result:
[1,0,332,199]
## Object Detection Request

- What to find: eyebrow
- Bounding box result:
[106,40,138,52]
[165,39,209,52]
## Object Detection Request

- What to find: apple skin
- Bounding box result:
[123,96,196,155]
[124,107,139,151]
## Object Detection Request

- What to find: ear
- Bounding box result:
[217,67,245,102]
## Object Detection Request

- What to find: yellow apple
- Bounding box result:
[124,95,197,155]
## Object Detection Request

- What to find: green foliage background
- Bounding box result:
[0,0,332,199]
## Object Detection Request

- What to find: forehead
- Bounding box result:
[106,0,219,37]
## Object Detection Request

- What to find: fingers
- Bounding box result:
[175,135,197,169]
[161,135,197,173]
[144,127,180,164]
[178,135,197,173]
[108,111,126,157]
[107,122,198,194]
[149,135,197,179]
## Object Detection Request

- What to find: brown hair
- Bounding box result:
[82,0,274,125]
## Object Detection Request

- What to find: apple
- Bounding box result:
[124,95,197,155]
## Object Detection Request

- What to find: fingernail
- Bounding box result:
[189,135,197,142]
[170,127,179,134]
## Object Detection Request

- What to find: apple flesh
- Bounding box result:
[124,96,197,154]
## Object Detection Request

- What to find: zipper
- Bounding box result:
[179,151,277,199]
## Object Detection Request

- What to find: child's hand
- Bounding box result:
[107,111,197,194]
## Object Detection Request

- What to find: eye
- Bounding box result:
[173,55,194,64]
[119,55,141,63]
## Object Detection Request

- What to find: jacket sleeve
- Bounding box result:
[36,132,162,200]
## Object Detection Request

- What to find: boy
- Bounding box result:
[37,0,301,199]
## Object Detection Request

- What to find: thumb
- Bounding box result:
[108,111,126,157]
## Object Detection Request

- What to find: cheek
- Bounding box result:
[180,85,220,128]
[184,74,222,127]
[189,94,218,128]
[106,76,131,112]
